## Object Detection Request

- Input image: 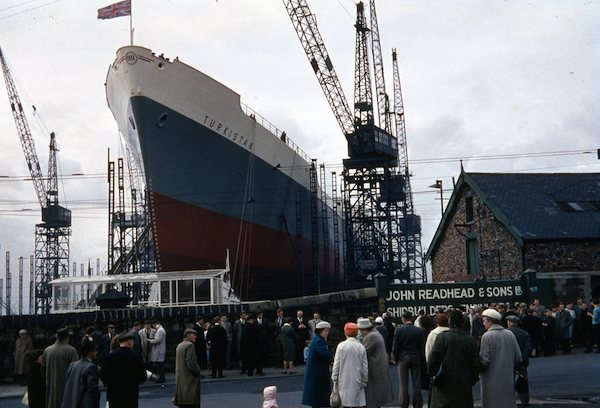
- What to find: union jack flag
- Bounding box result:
[97,0,131,20]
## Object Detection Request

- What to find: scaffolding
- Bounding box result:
[106,149,155,306]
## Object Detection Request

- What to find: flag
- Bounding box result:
[97,0,131,20]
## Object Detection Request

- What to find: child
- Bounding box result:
[303,340,310,363]
[263,386,279,408]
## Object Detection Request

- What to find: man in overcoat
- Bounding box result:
[506,315,532,407]
[428,310,480,408]
[393,311,424,408]
[555,303,573,354]
[479,308,522,408]
[240,314,260,376]
[148,319,167,382]
[206,316,228,378]
[174,329,202,408]
[42,327,79,408]
[139,320,155,368]
[293,309,309,365]
[98,324,115,367]
[220,313,233,369]
[232,310,248,373]
[192,316,208,370]
[256,311,268,375]
[14,329,33,385]
[100,333,147,408]
[60,341,100,408]
[359,317,393,408]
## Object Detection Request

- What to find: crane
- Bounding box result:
[392,48,426,282]
[0,46,72,314]
[283,0,426,284]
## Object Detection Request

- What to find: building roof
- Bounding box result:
[427,172,600,257]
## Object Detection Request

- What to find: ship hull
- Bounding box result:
[106,46,343,300]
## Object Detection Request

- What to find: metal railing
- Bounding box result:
[241,103,312,164]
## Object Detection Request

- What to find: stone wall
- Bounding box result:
[524,240,600,272]
[431,186,522,282]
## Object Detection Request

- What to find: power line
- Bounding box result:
[0,0,63,21]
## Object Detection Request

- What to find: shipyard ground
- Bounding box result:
[1,346,598,407]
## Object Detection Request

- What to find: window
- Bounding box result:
[466,238,479,275]
[465,196,474,223]
[556,201,600,212]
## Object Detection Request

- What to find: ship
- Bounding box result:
[105,45,343,301]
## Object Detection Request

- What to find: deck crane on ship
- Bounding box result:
[0,47,72,314]
[283,0,426,285]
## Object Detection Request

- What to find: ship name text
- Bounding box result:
[202,115,253,151]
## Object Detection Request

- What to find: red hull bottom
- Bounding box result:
[150,193,339,300]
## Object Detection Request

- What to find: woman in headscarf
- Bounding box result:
[331,323,368,408]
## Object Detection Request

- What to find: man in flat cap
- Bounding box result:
[42,327,79,408]
[507,315,532,407]
[61,341,100,408]
[173,329,202,408]
[479,309,522,408]
[100,333,147,408]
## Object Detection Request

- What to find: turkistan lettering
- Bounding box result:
[201,114,253,151]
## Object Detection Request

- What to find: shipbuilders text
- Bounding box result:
[202,115,253,151]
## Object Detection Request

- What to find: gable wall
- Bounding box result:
[431,186,522,282]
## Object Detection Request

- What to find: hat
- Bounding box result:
[506,315,520,323]
[184,328,198,336]
[80,341,97,355]
[344,323,359,337]
[374,316,384,324]
[382,312,391,319]
[57,327,69,338]
[356,317,372,329]
[482,308,502,322]
[315,321,331,330]
[19,329,27,335]
[118,333,135,342]
[448,310,465,328]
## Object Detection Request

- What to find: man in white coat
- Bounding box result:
[479,308,522,408]
[148,319,167,383]
[331,322,368,408]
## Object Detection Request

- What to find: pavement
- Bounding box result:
[1,365,599,407]
[0,366,304,399]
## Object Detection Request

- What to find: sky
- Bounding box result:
[0,0,598,310]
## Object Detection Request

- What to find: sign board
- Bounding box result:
[384,279,525,317]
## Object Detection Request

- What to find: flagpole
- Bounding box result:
[129,0,133,45]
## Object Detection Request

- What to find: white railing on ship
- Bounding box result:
[241,103,312,164]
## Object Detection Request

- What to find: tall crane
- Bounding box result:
[283,0,426,285]
[0,46,72,314]
[392,48,426,282]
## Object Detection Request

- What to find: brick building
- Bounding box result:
[426,172,600,301]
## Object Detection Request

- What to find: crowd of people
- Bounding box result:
[299,297,600,408]
[7,297,600,408]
